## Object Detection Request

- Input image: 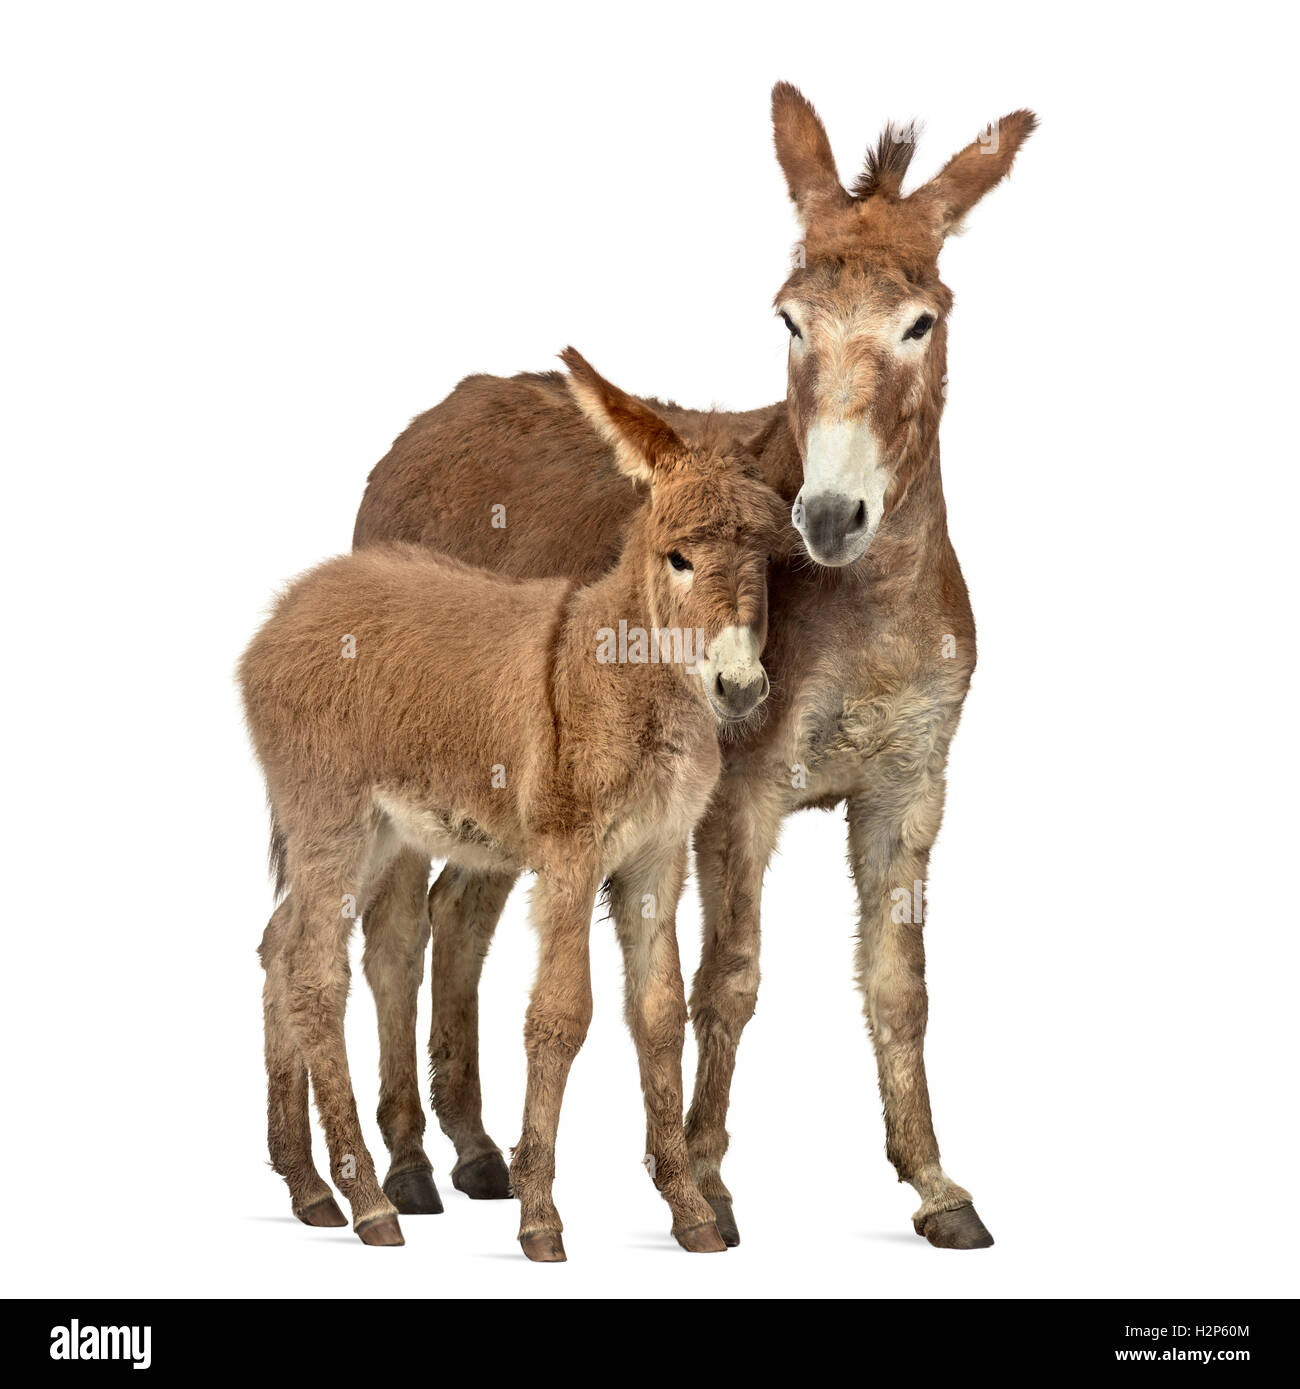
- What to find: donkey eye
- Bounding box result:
[779,311,802,340]
[903,313,935,341]
[668,551,692,572]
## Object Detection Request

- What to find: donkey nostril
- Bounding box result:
[716,670,766,712]
[852,499,867,529]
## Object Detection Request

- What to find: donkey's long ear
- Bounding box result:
[908,110,1038,238]
[772,82,851,227]
[561,348,684,485]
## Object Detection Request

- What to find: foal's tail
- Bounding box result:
[267,802,289,901]
[256,807,291,970]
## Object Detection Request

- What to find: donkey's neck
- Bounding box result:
[555,540,695,724]
[863,450,956,595]
[570,542,650,639]
[746,408,805,502]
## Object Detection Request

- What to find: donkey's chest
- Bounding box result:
[597,735,719,873]
[777,661,966,810]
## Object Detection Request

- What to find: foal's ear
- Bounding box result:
[561,347,685,485]
[771,81,851,228]
[907,110,1038,238]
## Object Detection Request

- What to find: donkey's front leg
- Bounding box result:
[684,775,783,1246]
[609,846,726,1254]
[361,846,442,1215]
[427,864,517,1200]
[511,862,597,1262]
[847,789,993,1249]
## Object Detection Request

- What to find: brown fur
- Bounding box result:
[244,351,786,1252]
[351,86,1036,1248]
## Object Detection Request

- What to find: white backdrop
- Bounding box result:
[3,1,1295,1300]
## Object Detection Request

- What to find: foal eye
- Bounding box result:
[668,551,693,572]
[903,313,935,341]
[779,311,802,340]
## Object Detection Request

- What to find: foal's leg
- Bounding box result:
[609,846,726,1253]
[427,864,517,1199]
[510,863,597,1262]
[361,846,442,1215]
[259,898,346,1227]
[847,786,994,1249]
[281,855,403,1246]
[684,775,783,1246]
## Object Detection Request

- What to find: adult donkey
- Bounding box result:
[352,84,1036,1249]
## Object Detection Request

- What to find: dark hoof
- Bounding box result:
[916,1203,994,1249]
[294,1194,347,1228]
[384,1167,444,1215]
[707,1196,740,1247]
[453,1152,512,1200]
[520,1230,566,1263]
[674,1220,728,1253]
[356,1213,405,1247]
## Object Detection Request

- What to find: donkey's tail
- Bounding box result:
[267,802,288,901]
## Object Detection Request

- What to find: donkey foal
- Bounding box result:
[242,350,786,1257]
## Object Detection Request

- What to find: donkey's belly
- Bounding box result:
[373,791,525,874]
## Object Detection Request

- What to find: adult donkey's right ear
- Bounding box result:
[771,81,852,229]
[561,347,685,485]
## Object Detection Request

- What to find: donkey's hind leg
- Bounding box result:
[259,899,346,1227]
[427,864,517,1200]
[280,848,403,1246]
[362,846,442,1215]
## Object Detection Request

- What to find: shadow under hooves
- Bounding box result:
[706,1196,740,1247]
[295,1195,348,1228]
[384,1167,444,1215]
[916,1203,994,1249]
[452,1152,513,1200]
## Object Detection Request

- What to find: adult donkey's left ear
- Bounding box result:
[909,110,1038,238]
[771,81,853,228]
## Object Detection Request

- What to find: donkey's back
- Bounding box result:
[353,370,783,577]
[241,543,564,831]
